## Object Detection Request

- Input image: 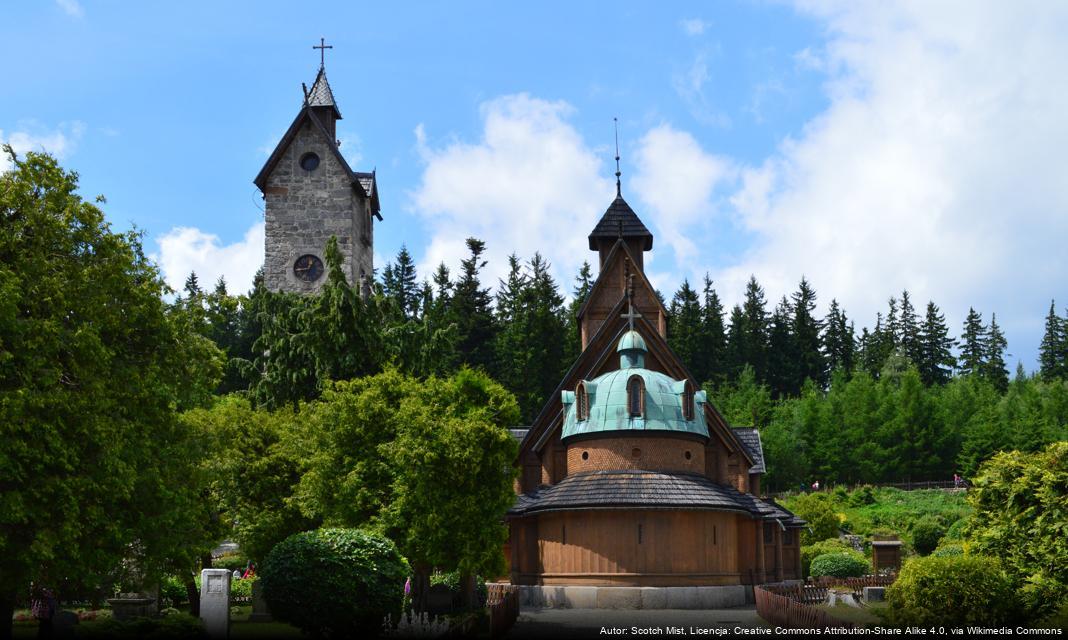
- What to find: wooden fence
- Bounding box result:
[811,574,896,595]
[485,583,519,638]
[755,586,854,630]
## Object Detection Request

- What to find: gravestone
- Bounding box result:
[248,580,272,622]
[200,568,231,639]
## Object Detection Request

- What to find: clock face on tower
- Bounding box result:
[293,254,324,282]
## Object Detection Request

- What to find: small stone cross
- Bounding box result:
[313,37,333,68]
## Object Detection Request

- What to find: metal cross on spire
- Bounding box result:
[614,117,622,197]
[313,37,333,68]
[621,273,642,331]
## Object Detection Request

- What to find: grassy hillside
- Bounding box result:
[780,486,971,548]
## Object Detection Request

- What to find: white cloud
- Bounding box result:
[154,222,265,296]
[672,52,731,127]
[55,0,83,17]
[632,124,734,263]
[1,121,86,171]
[680,18,709,36]
[410,94,613,291]
[712,1,1068,362]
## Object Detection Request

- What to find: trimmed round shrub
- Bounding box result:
[942,516,968,541]
[801,539,855,577]
[887,555,1018,626]
[260,528,409,637]
[848,485,876,507]
[810,552,870,578]
[910,517,945,556]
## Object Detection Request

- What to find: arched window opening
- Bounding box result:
[627,375,644,417]
[682,380,695,421]
[575,382,589,421]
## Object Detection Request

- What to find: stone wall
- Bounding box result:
[263,120,373,293]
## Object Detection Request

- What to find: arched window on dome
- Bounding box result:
[627,375,645,418]
[576,382,589,421]
[682,380,695,421]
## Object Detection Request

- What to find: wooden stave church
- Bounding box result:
[506,185,805,588]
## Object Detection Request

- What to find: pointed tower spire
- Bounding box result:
[614,117,622,197]
[305,37,341,138]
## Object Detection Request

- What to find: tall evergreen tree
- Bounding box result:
[959,307,987,377]
[451,238,497,373]
[767,296,798,397]
[737,276,770,383]
[791,277,826,389]
[982,313,1009,392]
[861,313,894,377]
[701,275,728,389]
[917,301,956,386]
[563,261,593,364]
[898,290,922,366]
[822,299,855,376]
[725,304,748,382]
[668,280,704,381]
[382,245,419,320]
[1038,300,1066,380]
[885,296,900,347]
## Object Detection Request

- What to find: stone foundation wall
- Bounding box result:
[513,585,749,609]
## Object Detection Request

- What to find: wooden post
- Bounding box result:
[774,526,784,583]
[755,521,766,584]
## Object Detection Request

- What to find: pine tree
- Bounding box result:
[791,277,826,389]
[563,261,593,364]
[959,307,987,377]
[668,280,704,381]
[898,290,922,366]
[982,313,1009,392]
[885,296,900,347]
[738,276,770,383]
[822,299,855,376]
[917,301,956,386]
[701,275,728,389]
[861,313,894,377]
[1038,300,1066,380]
[382,245,419,320]
[767,296,797,397]
[451,238,497,373]
[725,304,748,382]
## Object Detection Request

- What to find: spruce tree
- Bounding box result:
[766,296,798,397]
[563,261,593,363]
[1038,300,1066,380]
[451,238,497,373]
[822,299,855,376]
[959,307,987,377]
[982,313,1009,392]
[899,290,922,366]
[791,277,826,389]
[739,276,770,383]
[885,296,900,347]
[701,275,728,389]
[382,245,419,320]
[917,301,956,386]
[668,280,704,381]
[725,304,748,382]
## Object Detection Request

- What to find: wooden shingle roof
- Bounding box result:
[587,195,653,250]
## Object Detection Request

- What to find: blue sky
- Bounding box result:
[4,1,1067,371]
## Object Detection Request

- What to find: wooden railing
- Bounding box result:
[486,584,519,638]
[755,586,854,630]
[811,574,896,594]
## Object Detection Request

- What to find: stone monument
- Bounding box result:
[199,568,231,639]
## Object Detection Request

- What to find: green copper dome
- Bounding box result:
[561,331,709,440]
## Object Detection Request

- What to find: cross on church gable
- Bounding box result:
[313,37,333,67]
[621,274,642,331]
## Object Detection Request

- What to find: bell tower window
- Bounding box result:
[627,375,645,417]
[682,381,695,421]
[576,382,589,422]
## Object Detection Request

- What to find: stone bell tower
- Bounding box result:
[253,39,381,293]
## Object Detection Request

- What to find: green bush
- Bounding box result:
[848,485,876,507]
[942,516,968,541]
[931,544,964,558]
[887,555,1018,626]
[810,552,870,578]
[80,614,206,639]
[260,528,409,637]
[801,539,856,577]
[429,571,488,607]
[788,493,841,545]
[159,575,187,607]
[230,576,255,601]
[910,517,945,556]
[213,552,249,572]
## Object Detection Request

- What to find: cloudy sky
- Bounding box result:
[3,1,1067,370]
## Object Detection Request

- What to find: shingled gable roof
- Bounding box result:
[575,238,668,322]
[519,292,754,471]
[588,194,653,250]
[253,105,382,219]
[732,427,766,474]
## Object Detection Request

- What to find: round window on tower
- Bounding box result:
[299,152,320,172]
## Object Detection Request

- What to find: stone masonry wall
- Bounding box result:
[263,120,372,293]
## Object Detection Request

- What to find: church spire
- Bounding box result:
[614,117,622,197]
[304,37,341,138]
